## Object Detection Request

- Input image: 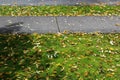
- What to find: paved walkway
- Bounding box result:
[0,0,120,33]
[0,0,120,5]
[0,16,120,34]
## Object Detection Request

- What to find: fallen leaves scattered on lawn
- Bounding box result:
[0,5,120,16]
[0,33,120,79]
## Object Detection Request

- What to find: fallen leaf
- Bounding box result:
[110,41,114,45]
[106,73,115,77]
[84,71,89,77]
[115,23,120,26]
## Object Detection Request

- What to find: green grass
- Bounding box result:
[0,5,120,16]
[0,32,120,79]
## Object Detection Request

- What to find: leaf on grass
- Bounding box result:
[110,41,114,45]
[23,50,29,54]
[107,68,115,72]
[106,73,115,77]
[84,71,89,77]
[100,54,106,58]
[116,64,120,67]
[109,47,114,51]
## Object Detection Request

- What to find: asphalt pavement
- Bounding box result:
[0,0,120,5]
[0,16,120,34]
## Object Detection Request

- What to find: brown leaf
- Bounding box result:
[115,23,120,27]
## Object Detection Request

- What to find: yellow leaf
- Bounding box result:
[115,23,120,27]
[106,73,114,77]
[109,48,114,50]
[84,71,89,77]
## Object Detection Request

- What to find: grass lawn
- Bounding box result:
[0,32,120,79]
[0,5,120,16]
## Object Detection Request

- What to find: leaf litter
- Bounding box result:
[0,32,120,79]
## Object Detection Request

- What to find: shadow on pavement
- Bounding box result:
[0,22,23,34]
